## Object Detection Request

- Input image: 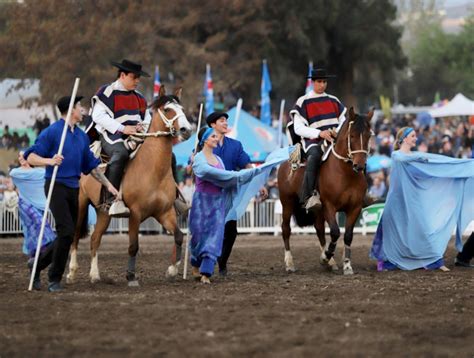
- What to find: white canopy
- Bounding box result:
[429,93,474,117]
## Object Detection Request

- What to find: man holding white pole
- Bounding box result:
[24,95,119,292]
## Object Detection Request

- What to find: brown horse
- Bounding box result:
[66,86,192,286]
[277,107,373,275]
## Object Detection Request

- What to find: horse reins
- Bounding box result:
[331,121,372,163]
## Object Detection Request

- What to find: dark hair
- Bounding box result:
[117,69,131,79]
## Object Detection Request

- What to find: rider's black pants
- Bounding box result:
[302,145,323,202]
[100,137,129,202]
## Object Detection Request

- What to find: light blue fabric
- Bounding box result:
[372,150,474,270]
[192,146,294,222]
[9,167,47,209]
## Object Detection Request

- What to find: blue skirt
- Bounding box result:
[19,197,56,257]
[189,191,226,276]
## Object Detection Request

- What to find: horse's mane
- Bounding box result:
[150,95,181,110]
[352,113,371,134]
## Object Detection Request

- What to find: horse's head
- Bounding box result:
[151,85,192,140]
[336,107,374,173]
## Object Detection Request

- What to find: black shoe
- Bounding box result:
[454,257,474,268]
[27,259,41,291]
[48,282,63,292]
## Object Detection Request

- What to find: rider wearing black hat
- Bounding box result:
[289,64,347,211]
[90,59,151,217]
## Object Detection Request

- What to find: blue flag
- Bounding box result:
[305,61,313,94]
[204,64,214,116]
[153,65,161,98]
[260,59,272,125]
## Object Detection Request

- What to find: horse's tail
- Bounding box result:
[292,198,315,227]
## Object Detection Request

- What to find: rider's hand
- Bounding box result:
[319,130,334,142]
[259,187,269,200]
[135,123,144,133]
[49,154,64,166]
[107,184,121,200]
[122,125,138,135]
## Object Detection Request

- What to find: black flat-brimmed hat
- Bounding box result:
[111,59,150,77]
[307,67,336,80]
[206,112,229,126]
[57,95,84,114]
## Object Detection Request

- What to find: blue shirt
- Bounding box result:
[213,136,251,171]
[24,119,100,188]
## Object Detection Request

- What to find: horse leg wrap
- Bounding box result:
[344,246,351,260]
[325,242,337,259]
[126,256,136,281]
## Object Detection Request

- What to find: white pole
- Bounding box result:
[277,99,285,148]
[28,77,80,291]
[228,98,243,139]
[183,102,204,280]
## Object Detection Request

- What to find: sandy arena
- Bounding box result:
[0,234,473,357]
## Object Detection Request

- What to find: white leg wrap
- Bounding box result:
[284,250,296,272]
[166,264,179,277]
[90,253,101,283]
[66,248,79,284]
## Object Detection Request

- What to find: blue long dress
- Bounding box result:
[9,167,56,257]
[370,151,474,270]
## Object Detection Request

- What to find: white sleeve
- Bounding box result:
[293,111,321,139]
[335,107,347,133]
[92,101,123,134]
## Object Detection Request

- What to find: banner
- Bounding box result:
[260,59,272,125]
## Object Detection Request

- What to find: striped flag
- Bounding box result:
[305,61,313,94]
[204,64,214,116]
[153,65,161,97]
[260,59,272,125]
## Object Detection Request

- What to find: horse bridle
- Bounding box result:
[133,101,184,138]
[331,121,373,163]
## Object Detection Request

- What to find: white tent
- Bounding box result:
[429,93,474,117]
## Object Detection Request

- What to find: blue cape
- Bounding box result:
[371,151,474,270]
[9,167,46,210]
[193,146,294,222]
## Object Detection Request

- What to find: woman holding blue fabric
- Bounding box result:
[10,152,56,287]
[189,127,228,283]
[370,127,474,271]
[189,127,293,283]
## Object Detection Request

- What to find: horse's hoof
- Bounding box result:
[90,276,101,284]
[285,266,296,273]
[128,280,140,287]
[343,267,354,275]
[330,264,339,272]
[166,265,179,278]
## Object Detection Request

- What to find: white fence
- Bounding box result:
[0,199,379,237]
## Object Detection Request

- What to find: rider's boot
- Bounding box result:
[302,149,323,211]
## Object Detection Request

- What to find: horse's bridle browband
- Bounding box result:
[331,120,372,163]
[133,101,183,138]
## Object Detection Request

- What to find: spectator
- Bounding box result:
[368,176,386,199]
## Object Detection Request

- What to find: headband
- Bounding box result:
[399,127,414,144]
[199,127,214,146]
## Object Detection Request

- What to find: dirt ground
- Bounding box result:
[0,234,473,357]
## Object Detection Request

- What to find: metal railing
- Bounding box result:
[0,199,380,237]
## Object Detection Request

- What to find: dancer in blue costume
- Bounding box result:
[370,127,474,271]
[190,127,293,283]
[9,152,56,258]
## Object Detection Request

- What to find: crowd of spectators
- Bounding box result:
[1,125,31,150]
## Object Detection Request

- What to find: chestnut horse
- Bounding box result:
[66,86,192,286]
[278,108,373,275]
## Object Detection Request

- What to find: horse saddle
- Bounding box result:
[288,141,333,171]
